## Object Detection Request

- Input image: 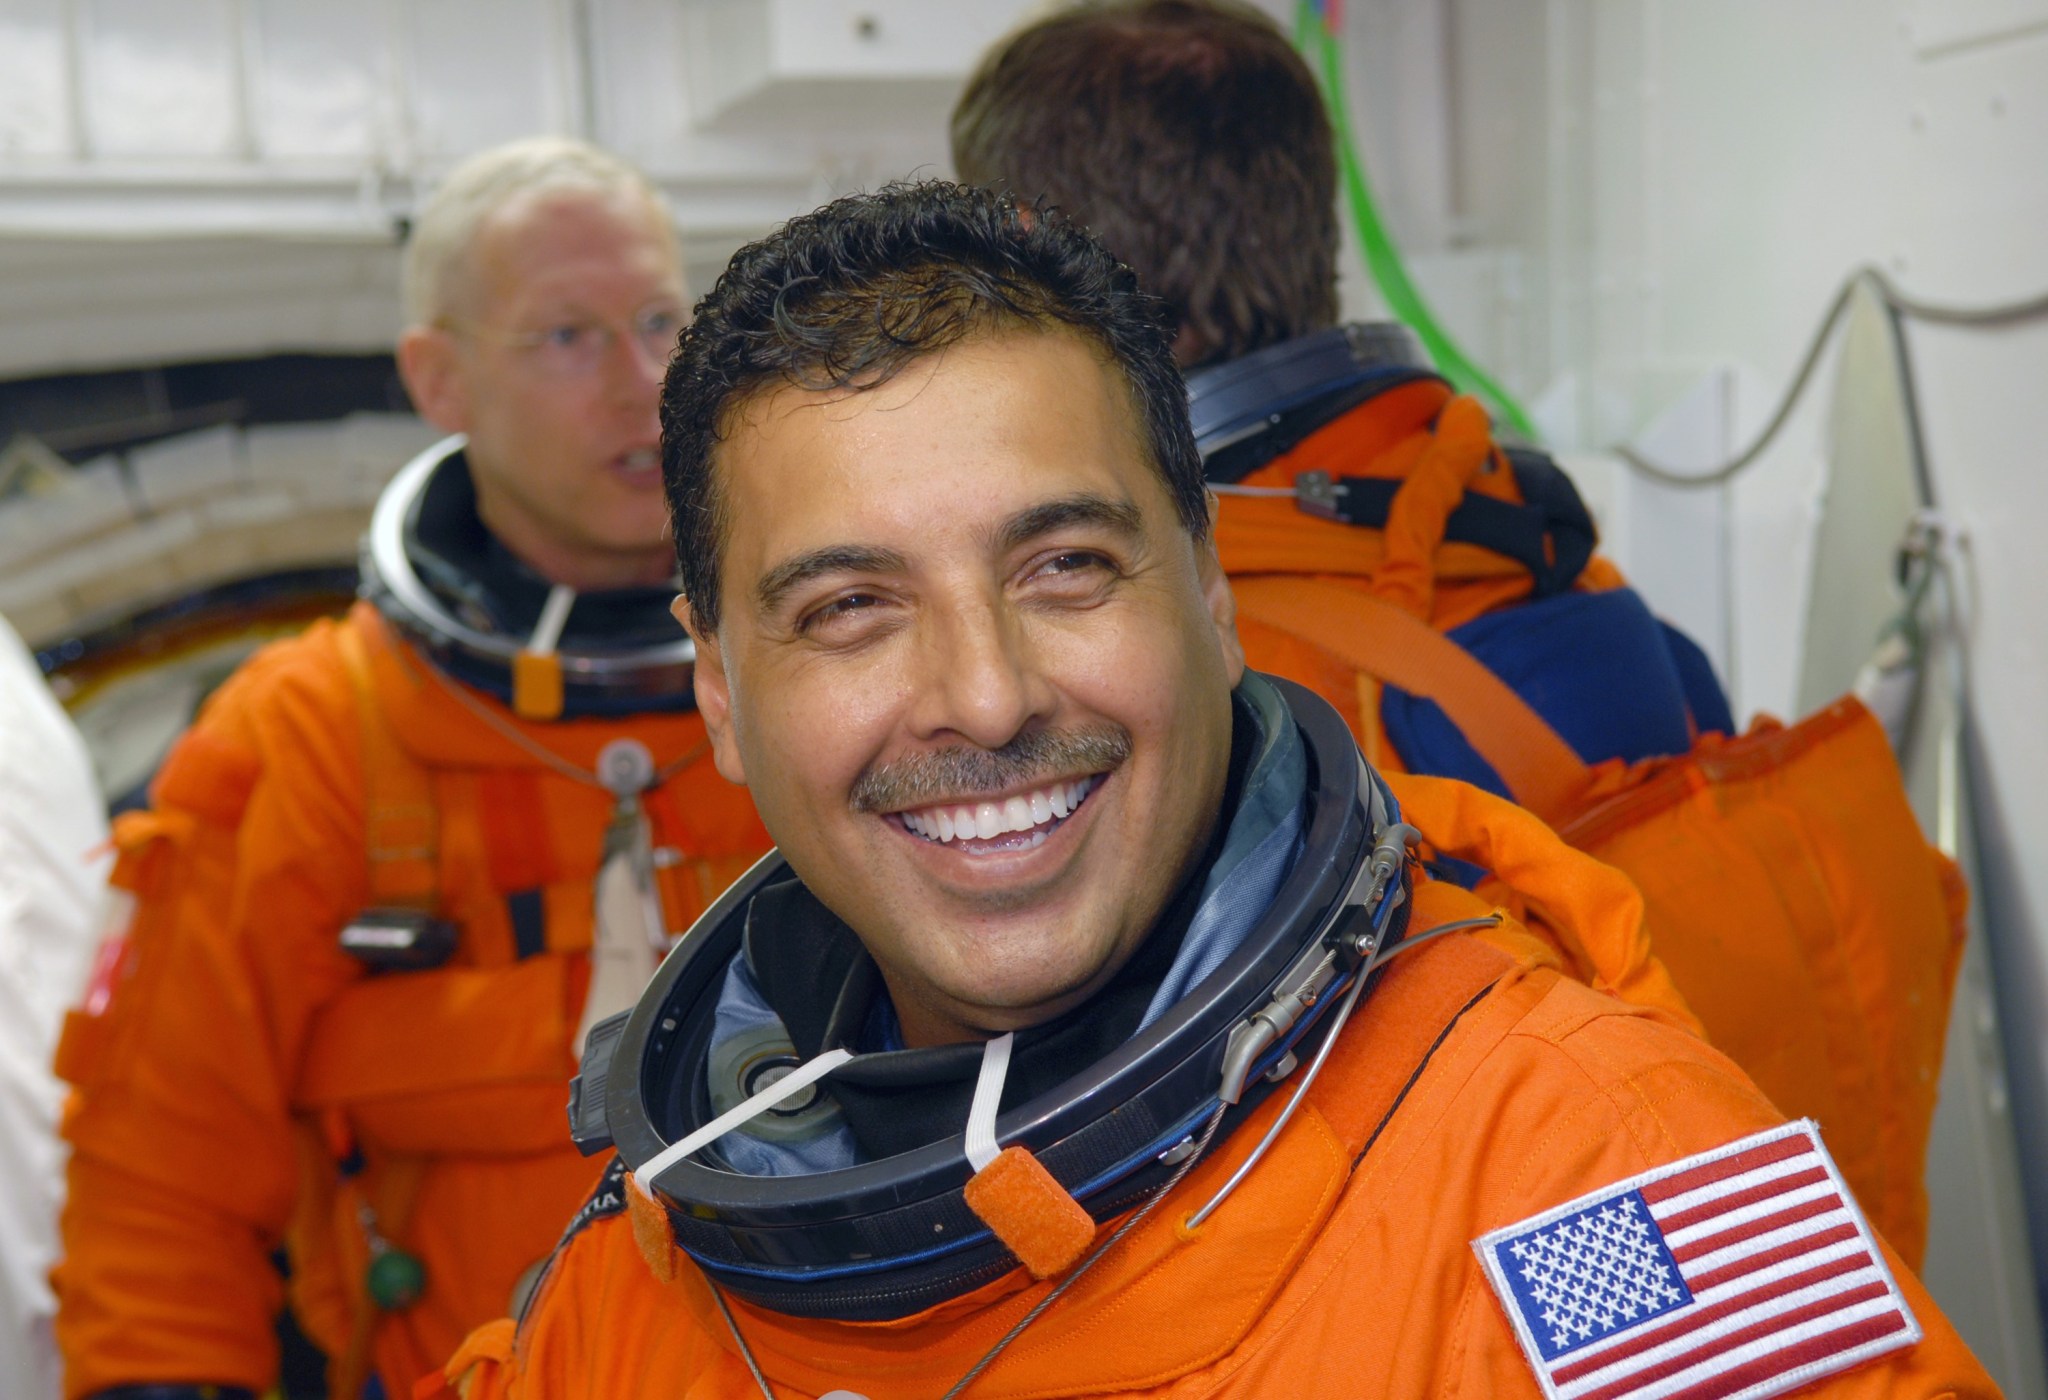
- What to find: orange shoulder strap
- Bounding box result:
[1232,575,1590,821]
[335,619,439,910]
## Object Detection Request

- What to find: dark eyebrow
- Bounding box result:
[990,493,1144,556]
[754,544,910,616]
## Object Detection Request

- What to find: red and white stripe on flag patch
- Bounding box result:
[1473,1120,1918,1400]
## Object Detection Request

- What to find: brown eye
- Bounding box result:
[802,592,883,632]
[1039,551,1110,576]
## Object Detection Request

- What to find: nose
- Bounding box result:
[906,590,1059,753]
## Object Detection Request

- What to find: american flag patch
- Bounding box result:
[1474,1121,1918,1400]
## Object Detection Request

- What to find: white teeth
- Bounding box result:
[898,775,1101,845]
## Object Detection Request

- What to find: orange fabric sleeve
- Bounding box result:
[417,1318,517,1400]
[54,627,371,1398]
[1388,771,1700,1036]
[1443,982,1996,1399]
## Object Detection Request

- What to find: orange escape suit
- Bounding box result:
[428,773,1993,1399]
[1216,382,1965,1266]
[53,601,770,1399]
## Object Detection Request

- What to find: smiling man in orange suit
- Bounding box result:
[423,180,1994,1400]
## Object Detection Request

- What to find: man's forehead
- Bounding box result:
[720,336,1154,519]
[466,184,677,301]
[736,331,1146,464]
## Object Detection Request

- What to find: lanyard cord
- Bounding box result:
[707,910,1503,1400]
[711,1282,781,1400]
[934,1100,1228,1400]
[411,644,707,791]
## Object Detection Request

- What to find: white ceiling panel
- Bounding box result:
[0,0,70,157]
[249,0,388,159]
[405,0,573,157]
[80,0,242,158]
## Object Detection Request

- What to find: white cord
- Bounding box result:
[526,583,576,656]
[1182,912,1503,1231]
[635,1048,854,1186]
[964,1033,1014,1173]
[1614,267,2048,490]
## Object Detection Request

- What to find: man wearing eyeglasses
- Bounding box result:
[51,138,768,1400]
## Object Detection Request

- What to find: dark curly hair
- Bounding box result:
[951,0,1337,368]
[660,179,1205,630]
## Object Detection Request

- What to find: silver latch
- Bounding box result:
[1294,469,1346,521]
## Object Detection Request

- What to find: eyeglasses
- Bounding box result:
[447,301,686,377]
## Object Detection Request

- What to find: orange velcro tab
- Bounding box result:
[626,1174,683,1285]
[512,650,564,721]
[963,1145,1096,1279]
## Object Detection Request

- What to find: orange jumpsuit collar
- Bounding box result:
[350,603,706,775]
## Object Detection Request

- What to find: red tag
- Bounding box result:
[82,935,131,1018]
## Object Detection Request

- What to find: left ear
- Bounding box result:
[1197,501,1245,687]
[674,596,747,786]
[396,325,471,434]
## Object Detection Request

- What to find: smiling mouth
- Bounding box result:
[891,774,1103,852]
[612,446,660,477]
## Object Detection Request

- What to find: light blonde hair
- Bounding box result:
[401,136,679,326]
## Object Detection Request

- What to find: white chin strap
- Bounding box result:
[964,1031,1015,1173]
[636,1047,855,1186]
[634,1030,1019,1189]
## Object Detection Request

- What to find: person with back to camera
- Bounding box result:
[51,138,769,1400]
[952,0,1970,1271]
[423,179,1993,1400]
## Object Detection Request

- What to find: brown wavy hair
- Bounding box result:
[951,0,1338,369]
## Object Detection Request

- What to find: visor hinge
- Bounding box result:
[1216,958,1338,1106]
[568,1008,632,1156]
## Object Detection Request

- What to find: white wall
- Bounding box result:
[0,0,1040,377]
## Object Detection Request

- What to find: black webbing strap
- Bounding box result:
[1306,447,1596,597]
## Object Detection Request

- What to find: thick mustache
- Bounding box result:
[848,724,1132,814]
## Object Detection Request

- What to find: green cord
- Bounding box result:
[1297,1,1539,440]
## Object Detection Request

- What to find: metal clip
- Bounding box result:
[339,909,458,971]
[1294,469,1347,521]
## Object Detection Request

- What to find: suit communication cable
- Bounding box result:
[1296,0,1541,440]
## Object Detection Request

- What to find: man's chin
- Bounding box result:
[929,978,1112,1036]
[924,931,1134,1023]
[577,528,677,574]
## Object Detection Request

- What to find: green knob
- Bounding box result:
[367,1247,427,1310]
